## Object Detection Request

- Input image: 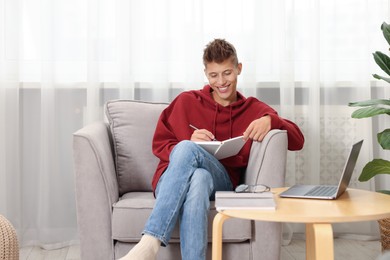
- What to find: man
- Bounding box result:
[120,39,304,260]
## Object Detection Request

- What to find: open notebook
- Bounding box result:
[195,136,246,160]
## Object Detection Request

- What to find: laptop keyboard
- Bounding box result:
[304,186,337,197]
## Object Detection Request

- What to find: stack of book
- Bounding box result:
[215,191,276,211]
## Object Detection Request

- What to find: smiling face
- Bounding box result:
[202,39,242,106]
[205,59,242,106]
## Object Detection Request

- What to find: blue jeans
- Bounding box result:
[143,140,233,260]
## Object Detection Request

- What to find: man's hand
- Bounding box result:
[190,129,216,141]
[243,115,271,142]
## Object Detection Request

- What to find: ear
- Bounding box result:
[237,63,242,75]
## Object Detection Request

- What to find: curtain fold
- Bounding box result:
[0,0,389,248]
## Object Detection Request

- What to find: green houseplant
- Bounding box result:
[349,21,390,251]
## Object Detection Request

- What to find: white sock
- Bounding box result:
[118,234,160,260]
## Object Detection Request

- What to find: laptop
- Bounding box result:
[279,140,363,200]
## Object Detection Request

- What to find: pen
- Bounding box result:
[189,124,199,131]
[189,124,217,141]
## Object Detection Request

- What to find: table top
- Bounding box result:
[219,188,390,223]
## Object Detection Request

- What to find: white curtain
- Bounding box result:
[1,0,389,248]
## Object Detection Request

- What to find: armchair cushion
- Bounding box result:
[111,192,252,243]
[105,100,168,194]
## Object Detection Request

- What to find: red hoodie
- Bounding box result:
[151,85,304,191]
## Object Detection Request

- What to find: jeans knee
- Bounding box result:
[170,140,199,160]
[188,169,213,198]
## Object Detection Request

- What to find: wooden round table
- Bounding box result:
[212,188,390,260]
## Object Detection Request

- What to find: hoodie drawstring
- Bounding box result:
[229,106,233,139]
[213,104,218,137]
[213,103,234,139]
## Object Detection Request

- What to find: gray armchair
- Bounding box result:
[73,100,288,260]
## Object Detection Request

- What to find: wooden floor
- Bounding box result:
[20,238,383,260]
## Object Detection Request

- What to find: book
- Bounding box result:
[195,136,246,160]
[215,191,276,211]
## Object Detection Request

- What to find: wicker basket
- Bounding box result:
[0,215,19,260]
[378,217,390,251]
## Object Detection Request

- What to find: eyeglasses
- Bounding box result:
[235,184,271,193]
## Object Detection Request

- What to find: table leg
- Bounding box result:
[306,223,334,260]
[212,213,231,260]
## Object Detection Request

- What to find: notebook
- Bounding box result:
[215,191,276,211]
[195,136,246,160]
[279,140,363,200]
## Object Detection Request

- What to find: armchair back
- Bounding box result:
[105,100,168,195]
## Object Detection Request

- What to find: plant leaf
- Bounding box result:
[358,159,390,182]
[348,99,390,107]
[381,22,390,46]
[378,129,390,150]
[373,51,390,76]
[351,106,390,118]
[373,74,390,83]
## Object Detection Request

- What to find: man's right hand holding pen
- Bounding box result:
[189,124,217,142]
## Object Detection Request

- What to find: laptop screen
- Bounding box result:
[335,140,363,197]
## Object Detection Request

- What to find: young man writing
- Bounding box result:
[119,39,304,260]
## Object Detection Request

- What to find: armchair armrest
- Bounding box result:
[73,121,119,260]
[244,129,287,260]
[245,129,288,187]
